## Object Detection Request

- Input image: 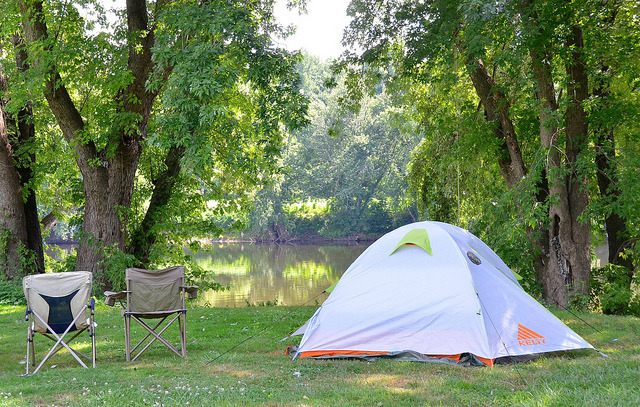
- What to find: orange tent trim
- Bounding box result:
[298,350,389,358]
[298,350,495,366]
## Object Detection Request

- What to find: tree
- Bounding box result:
[0,25,45,278]
[0,67,29,278]
[13,0,307,284]
[340,0,640,306]
[248,55,421,239]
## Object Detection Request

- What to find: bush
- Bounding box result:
[0,279,26,305]
[590,264,640,316]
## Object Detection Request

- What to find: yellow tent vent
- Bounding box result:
[390,229,432,256]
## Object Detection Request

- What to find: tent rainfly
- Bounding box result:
[286,221,598,366]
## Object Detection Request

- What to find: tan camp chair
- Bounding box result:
[23,271,96,375]
[104,266,198,361]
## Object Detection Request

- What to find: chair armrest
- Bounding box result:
[104,290,129,306]
[182,286,199,300]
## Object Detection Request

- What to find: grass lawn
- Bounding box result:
[1,302,639,406]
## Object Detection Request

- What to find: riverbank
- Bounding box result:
[211,232,381,245]
[2,304,638,406]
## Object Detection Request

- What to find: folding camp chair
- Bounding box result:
[23,271,96,375]
[104,266,198,362]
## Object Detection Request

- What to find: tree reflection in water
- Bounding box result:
[193,243,369,307]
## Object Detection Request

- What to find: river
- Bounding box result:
[192,243,370,307]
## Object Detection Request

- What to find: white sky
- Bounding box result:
[273,0,352,61]
[94,0,351,60]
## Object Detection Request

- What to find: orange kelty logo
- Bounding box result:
[517,324,545,346]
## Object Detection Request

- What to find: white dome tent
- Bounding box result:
[286,221,596,366]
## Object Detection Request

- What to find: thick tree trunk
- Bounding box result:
[20,0,163,282]
[1,41,45,277]
[12,34,44,273]
[528,45,569,305]
[0,73,29,278]
[524,11,592,306]
[559,26,591,301]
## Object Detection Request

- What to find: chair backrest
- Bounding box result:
[125,266,186,314]
[23,271,92,334]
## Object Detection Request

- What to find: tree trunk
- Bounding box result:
[466,56,549,288]
[466,58,526,189]
[523,7,592,306]
[12,33,44,273]
[594,116,634,272]
[559,25,591,301]
[0,72,29,278]
[528,43,569,305]
[532,26,591,306]
[590,5,634,275]
[128,145,186,267]
[20,0,163,282]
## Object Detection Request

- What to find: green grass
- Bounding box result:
[1,303,639,406]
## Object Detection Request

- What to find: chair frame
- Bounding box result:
[106,267,197,362]
[24,283,96,375]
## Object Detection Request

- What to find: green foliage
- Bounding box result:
[4,0,310,289]
[591,263,640,316]
[338,0,640,305]
[283,200,328,236]
[95,244,137,292]
[0,229,41,279]
[245,55,422,240]
[115,0,310,270]
[0,279,25,305]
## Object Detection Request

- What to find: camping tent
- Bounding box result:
[287,221,595,366]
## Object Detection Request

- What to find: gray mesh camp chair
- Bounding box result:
[104,266,198,361]
[23,271,96,375]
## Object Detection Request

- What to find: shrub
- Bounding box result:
[590,264,640,316]
[0,279,26,305]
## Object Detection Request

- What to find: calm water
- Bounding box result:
[193,243,370,307]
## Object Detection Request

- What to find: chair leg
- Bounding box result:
[91,319,96,368]
[130,317,168,355]
[130,315,182,361]
[125,315,131,362]
[90,298,96,368]
[179,312,186,357]
[26,325,34,375]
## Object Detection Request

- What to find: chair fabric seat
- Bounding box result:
[129,280,182,313]
[23,271,92,334]
[23,271,96,374]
